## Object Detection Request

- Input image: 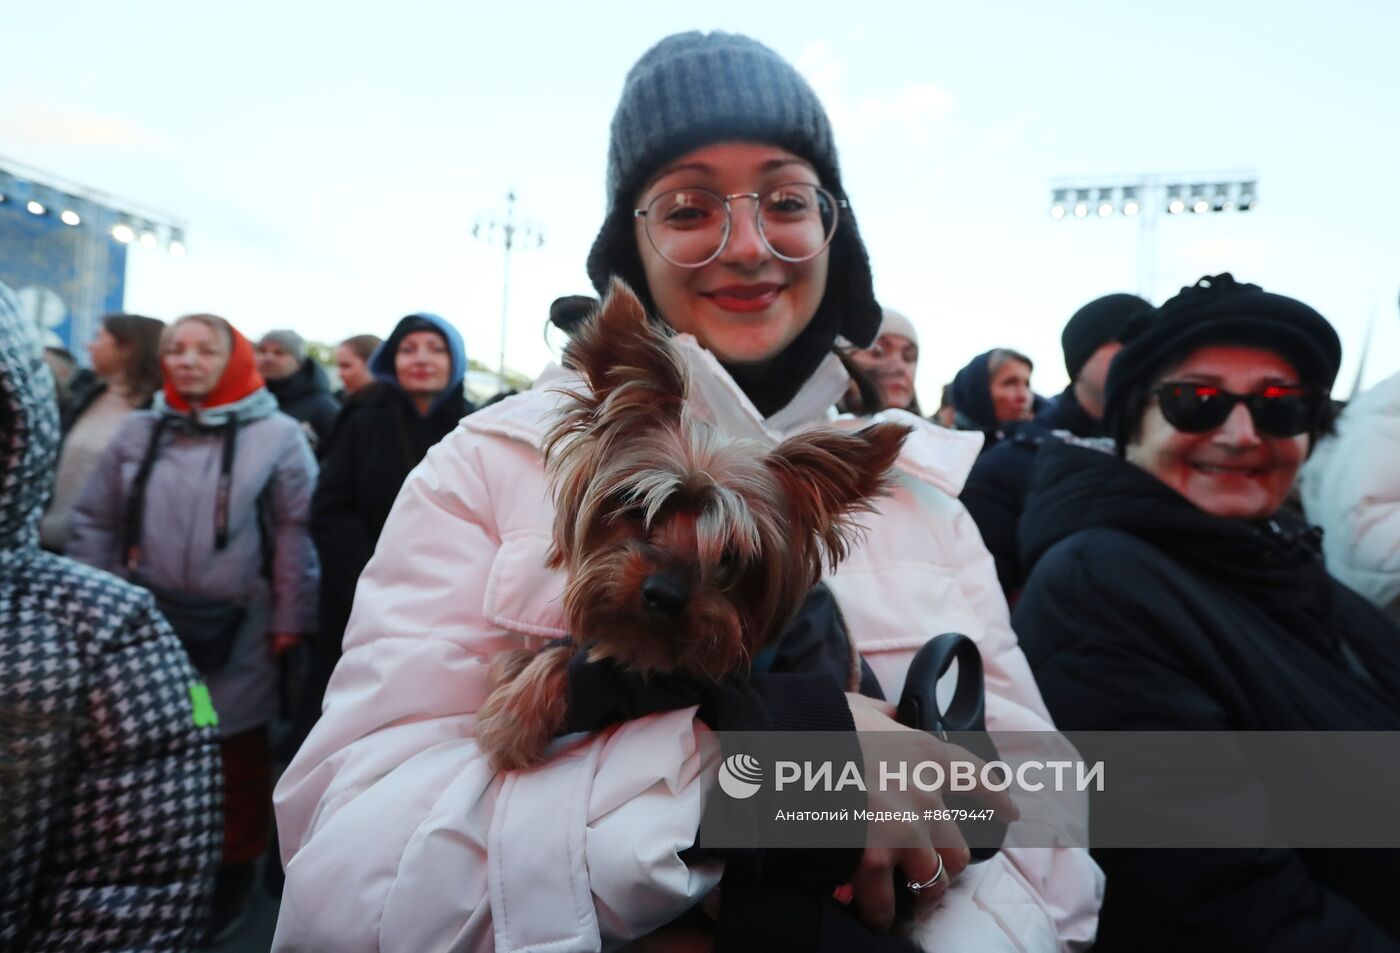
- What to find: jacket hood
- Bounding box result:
[163,321,266,413]
[268,356,334,403]
[0,282,59,550]
[369,312,468,414]
[951,349,997,432]
[152,386,280,428]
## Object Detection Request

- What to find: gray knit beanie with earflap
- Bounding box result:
[585,32,882,402]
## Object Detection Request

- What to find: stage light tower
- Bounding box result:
[473,190,545,388]
[1047,172,1259,297]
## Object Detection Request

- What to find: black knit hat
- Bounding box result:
[1104,274,1342,444]
[585,31,882,388]
[1061,293,1149,380]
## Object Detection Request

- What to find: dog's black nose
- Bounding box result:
[641,573,689,618]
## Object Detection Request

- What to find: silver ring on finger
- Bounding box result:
[905,852,946,894]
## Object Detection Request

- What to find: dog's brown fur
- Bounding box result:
[476,279,909,770]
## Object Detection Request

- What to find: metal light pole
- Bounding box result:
[473,190,544,386]
[1048,173,1259,299]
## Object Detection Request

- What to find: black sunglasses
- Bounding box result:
[1154,381,1326,437]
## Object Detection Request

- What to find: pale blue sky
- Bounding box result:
[5,0,1398,399]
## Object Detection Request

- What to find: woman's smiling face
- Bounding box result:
[633,141,829,366]
[1126,345,1310,520]
[848,333,918,410]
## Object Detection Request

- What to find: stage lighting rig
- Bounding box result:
[1045,171,1261,297]
[0,158,189,257]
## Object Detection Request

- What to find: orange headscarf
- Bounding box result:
[162,318,266,413]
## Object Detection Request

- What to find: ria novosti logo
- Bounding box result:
[717,753,764,799]
[716,753,1104,799]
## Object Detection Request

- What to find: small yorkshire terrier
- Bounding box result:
[476,279,909,771]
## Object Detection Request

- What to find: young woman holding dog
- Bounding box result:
[274,32,1102,952]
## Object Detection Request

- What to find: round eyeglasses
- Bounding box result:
[634,183,846,268]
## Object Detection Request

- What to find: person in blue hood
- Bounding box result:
[295,312,473,747]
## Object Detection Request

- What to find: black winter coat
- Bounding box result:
[960,425,1047,598]
[266,358,341,454]
[1013,441,1400,952]
[1033,386,1102,438]
[298,383,471,736]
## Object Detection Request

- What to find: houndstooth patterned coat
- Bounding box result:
[0,283,222,952]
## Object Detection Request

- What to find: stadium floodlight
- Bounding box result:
[1095,187,1114,217]
[27,199,46,216]
[111,222,135,243]
[168,227,187,257]
[61,209,81,226]
[1189,184,1210,214]
[1045,170,1262,299]
[1164,185,1185,215]
[1072,188,1091,218]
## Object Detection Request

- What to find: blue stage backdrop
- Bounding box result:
[0,196,127,358]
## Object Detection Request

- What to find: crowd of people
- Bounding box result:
[3,28,1399,953]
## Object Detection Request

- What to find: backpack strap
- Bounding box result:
[124,416,171,574]
[124,415,243,574]
[212,417,240,550]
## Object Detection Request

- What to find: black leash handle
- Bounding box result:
[896,633,1005,861]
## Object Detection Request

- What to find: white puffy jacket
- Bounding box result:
[272,340,1103,952]
[1301,369,1400,623]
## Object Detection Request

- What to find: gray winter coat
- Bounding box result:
[69,380,320,738]
[0,282,221,951]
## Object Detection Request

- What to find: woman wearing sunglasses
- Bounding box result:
[1012,274,1400,950]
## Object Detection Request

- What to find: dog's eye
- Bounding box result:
[621,506,647,524]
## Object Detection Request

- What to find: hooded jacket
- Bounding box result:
[0,283,221,950]
[296,314,474,744]
[273,337,1103,953]
[951,349,1045,450]
[952,349,1000,434]
[68,324,320,739]
[1013,440,1400,951]
[367,312,469,415]
[266,356,341,454]
[1300,369,1400,625]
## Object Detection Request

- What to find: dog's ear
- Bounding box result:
[561,277,686,414]
[765,422,909,568]
[545,278,688,562]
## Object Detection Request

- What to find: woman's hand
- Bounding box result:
[843,693,1018,931]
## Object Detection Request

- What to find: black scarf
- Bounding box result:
[1023,442,1348,661]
